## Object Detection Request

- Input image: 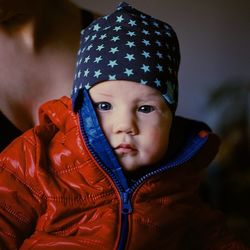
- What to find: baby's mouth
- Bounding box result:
[114,143,137,154]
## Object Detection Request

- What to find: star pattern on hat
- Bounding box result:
[142,51,150,58]
[108,60,118,68]
[109,47,119,54]
[124,53,135,61]
[124,68,134,76]
[72,2,180,111]
[94,70,102,78]
[116,15,124,23]
[141,64,150,73]
[126,41,136,48]
[84,69,90,76]
[111,36,120,42]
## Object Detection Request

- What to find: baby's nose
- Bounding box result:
[113,113,138,135]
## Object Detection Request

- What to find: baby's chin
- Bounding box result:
[118,157,143,173]
[118,157,156,174]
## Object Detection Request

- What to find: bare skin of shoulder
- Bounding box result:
[0,0,82,131]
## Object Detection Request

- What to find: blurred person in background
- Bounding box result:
[0,0,96,151]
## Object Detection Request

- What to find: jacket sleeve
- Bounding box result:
[0,131,45,249]
[192,196,249,250]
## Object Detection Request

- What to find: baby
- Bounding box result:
[0,2,248,250]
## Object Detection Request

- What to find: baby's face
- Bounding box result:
[89,80,172,172]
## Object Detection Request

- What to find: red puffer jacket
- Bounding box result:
[0,97,248,250]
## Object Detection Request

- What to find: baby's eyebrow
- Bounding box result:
[94,92,113,97]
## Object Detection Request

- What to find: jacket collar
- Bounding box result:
[77,89,220,187]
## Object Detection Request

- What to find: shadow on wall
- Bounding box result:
[201,79,250,247]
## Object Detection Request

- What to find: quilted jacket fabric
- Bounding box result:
[0,96,248,250]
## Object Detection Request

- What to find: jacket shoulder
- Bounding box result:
[0,97,74,194]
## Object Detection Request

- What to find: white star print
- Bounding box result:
[94,70,102,78]
[94,56,103,63]
[109,47,119,54]
[87,44,93,51]
[84,56,90,63]
[109,75,117,80]
[140,80,148,84]
[142,51,150,58]
[84,68,90,77]
[127,31,136,37]
[141,64,150,73]
[156,51,163,58]
[156,64,163,72]
[111,36,120,42]
[142,39,150,46]
[154,78,161,87]
[166,32,172,37]
[164,24,171,30]
[91,34,97,40]
[156,40,162,46]
[96,44,104,51]
[153,21,159,27]
[113,26,122,31]
[104,26,111,30]
[93,24,101,31]
[99,34,107,40]
[128,20,136,26]
[142,29,150,35]
[124,68,134,76]
[116,15,124,23]
[108,60,118,68]
[124,53,135,61]
[126,41,135,48]
[85,83,91,89]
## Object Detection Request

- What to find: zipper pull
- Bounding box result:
[121,191,133,214]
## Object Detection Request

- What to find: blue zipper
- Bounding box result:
[128,134,207,195]
[116,134,208,250]
[78,110,132,250]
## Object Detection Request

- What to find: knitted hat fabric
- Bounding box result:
[72,2,180,111]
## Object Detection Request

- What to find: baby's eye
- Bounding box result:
[94,102,112,111]
[138,105,155,113]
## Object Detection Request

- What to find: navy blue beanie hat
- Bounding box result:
[72,2,180,111]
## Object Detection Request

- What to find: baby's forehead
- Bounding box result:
[90,80,166,101]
